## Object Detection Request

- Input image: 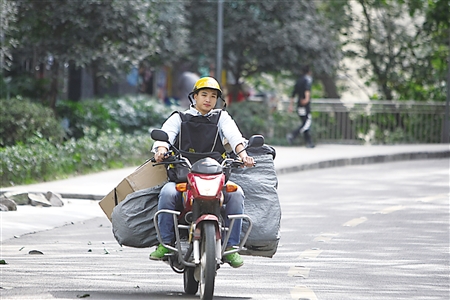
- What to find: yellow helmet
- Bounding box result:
[192,77,222,97]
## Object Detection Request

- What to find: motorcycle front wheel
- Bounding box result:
[199,221,217,300]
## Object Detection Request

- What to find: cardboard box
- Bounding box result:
[99,159,167,221]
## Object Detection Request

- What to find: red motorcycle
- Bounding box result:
[150,129,264,300]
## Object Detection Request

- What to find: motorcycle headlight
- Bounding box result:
[194,176,223,197]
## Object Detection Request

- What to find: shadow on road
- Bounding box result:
[50,290,252,299]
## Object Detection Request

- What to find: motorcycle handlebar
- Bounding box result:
[151,154,191,168]
[151,155,251,170]
[221,158,244,168]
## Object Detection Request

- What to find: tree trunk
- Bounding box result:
[317,72,339,98]
[48,60,59,111]
[92,61,99,96]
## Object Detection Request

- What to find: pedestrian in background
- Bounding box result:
[287,65,315,148]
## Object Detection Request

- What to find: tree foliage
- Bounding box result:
[4,0,188,108]
[344,0,448,100]
[186,0,339,85]
[1,0,446,105]
[0,0,17,71]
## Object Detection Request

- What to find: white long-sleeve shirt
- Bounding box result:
[152,106,246,155]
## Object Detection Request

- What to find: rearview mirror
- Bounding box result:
[247,135,264,149]
[151,129,169,142]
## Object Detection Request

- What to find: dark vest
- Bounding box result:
[172,111,226,164]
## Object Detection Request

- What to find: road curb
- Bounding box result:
[276,150,450,175]
[61,193,105,201]
[16,150,450,201]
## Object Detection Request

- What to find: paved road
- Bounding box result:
[0,159,448,299]
[278,159,449,299]
[1,144,448,242]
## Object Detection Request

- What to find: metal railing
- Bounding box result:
[282,99,447,144]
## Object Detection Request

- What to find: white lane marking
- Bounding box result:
[298,248,323,259]
[374,205,405,214]
[313,232,339,242]
[290,285,318,300]
[343,217,368,227]
[417,193,449,203]
[288,266,310,278]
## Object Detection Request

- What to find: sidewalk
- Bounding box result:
[1,143,448,241]
[2,143,448,199]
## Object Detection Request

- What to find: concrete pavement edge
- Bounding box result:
[276,149,450,175]
[57,148,450,200]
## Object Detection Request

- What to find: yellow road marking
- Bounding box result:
[313,232,338,242]
[343,217,368,227]
[290,285,318,300]
[417,194,449,203]
[375,205,405,214]
[298,248,323,259]
[288,266,310,278]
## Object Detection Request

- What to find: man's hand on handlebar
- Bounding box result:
[154,146,169,163]
[240,155,255,168]
[235,143,255,168]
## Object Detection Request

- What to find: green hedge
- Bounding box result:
[0,97,65,147]
[226,101,295,145]
[56,95,174,139]
[3,94,437,187]
[0,95,175,187]
[0,129,153,187]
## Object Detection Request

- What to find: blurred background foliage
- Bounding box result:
[1,95,172,186]
[0,0,448,186]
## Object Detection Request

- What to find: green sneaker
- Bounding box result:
[149,244,170,260]
[223,251,244,268]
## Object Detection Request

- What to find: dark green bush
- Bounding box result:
[226,100,299,145]
[226,101,271,139]
[271,110,301,145]
[0,74,50,101]
[0,129,153,187]
[56,99,119,139]
[0,97,65,147]
[56,95,174,139]
[103,95,172,134]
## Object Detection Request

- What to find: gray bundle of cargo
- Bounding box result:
[111,144,281,258]
[111,184,164,248]
[231,144,280,257]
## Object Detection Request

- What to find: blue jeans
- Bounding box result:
[157,182,245,247]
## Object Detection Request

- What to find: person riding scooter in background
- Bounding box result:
[150,76,255,268]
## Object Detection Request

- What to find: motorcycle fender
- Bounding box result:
[194,215,220,240]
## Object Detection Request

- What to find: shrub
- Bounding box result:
[0,97,65,147]
[103,95,173,134]
[56,95,175,139]
[0,74,50,101]
[56,99,119,139]
[271,110,300,145]
[226,100,299,145]
[0,129,153,187]
[226,101,271,139]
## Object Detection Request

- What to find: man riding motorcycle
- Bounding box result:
[150,76,255,268]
